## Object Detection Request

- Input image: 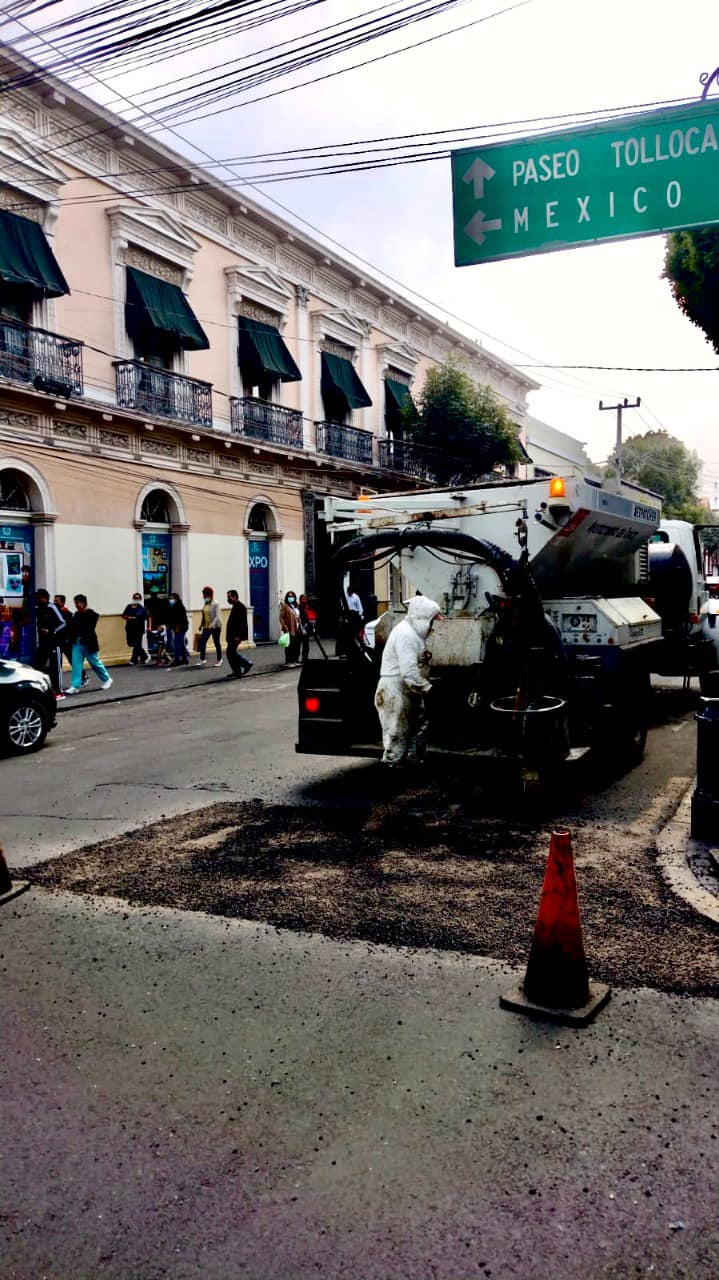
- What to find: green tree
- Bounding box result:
[609,429,707,521]
[403,360,521,485]
[663,227,719,351]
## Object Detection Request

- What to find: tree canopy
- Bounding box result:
[663,227,719,352]
[610,429,708,522]
[402,361,521,485]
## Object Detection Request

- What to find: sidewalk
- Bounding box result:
[656,777,719,922]
[57,642,289,709]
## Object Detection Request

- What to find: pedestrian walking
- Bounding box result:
[345,584,363,619]
[345,583,365,640]
[167,591,190,667]
[225,590,254,679]
[298,594,315,664]
[33,588,67,699]
[122,592,148,665]
[196,585,223,666]
[54,592,87,686]
[66,595,113,694]
[279,591,301,666]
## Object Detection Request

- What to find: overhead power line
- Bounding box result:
[0,7,664,416]
[517,364,719,372]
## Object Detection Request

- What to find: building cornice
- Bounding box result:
[0,45,538,397]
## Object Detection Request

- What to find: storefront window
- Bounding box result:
[141,489,171,524]
[247,503,273,640]
[0,469,34,661]
[141,489,173,625]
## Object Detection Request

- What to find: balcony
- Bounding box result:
[230,396,304,449]
[0,316,83,397]
[315,420,374,466]
[113,360,212,427]
[378,437,440,483]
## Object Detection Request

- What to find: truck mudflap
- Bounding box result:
[296,656,381,756]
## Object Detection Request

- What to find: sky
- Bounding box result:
[5,0,719,497]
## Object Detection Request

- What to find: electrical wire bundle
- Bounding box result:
[0,0,709,441]
[2,0,478,123]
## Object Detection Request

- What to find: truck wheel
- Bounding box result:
[616,714,648,767]
[614,670,650,767]
[595,671,649,770]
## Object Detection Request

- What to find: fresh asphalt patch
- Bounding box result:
[24,762,719,998]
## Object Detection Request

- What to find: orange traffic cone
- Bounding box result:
[500,829,611,1027]
[0,845,29,906]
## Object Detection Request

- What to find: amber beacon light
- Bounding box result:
[548,476,566,499]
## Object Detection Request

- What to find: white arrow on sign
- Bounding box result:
[462,157,495,200]
[464,209,503,246]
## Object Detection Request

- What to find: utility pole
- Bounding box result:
[599,397,641,479]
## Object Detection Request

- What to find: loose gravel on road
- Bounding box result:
[24,759,719,999]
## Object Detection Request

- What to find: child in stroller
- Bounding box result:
[147,622,172,667]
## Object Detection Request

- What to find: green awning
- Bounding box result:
[238,315,301,382]
[321,351,372,411]
[385,377,415,417]
[125,267,209,352]
[0,210,69,298]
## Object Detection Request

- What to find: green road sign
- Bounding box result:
[451,99,719,266]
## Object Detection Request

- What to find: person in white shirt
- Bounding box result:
[345,586,363,618]
[701,583,719,666]
[196,585,223,666]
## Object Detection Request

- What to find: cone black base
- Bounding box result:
[0,880,30,907]
[500,981,611,1027]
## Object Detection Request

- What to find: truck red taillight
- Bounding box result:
[304,695,321,714]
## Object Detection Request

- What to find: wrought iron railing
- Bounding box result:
[113,360,213,426]
[230,396,304,448]
[315,420,374,466]
[378,437,440,482]
[0,316,83,397]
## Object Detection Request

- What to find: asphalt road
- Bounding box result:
[0,671,700,872]
[1,669,369,869]
[3,677,718,1280]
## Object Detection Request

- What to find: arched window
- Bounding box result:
[141,489,171,524]
[248,502,272,533]
[0,468,31,511]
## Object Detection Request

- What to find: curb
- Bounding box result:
[655,777,719,924]
[57,663,290,712]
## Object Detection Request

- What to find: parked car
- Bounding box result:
[0,659,56,754]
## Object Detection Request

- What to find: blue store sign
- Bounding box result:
[249,538,270,641]
[0,523,34,662]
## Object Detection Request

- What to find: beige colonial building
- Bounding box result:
[0,44,537,662]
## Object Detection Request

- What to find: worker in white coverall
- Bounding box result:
[701,583,719,666]
[374,595,442,766]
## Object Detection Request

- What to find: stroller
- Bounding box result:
[147,623,171,667]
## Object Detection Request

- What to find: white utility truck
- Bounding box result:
[296,474,714,775]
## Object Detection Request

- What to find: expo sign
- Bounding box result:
[451,100,719,265]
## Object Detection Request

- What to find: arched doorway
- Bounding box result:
[136,482,188,625]
[247,501,275,641]
[140,488,172,620]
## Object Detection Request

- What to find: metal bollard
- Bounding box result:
[690,697,719,842]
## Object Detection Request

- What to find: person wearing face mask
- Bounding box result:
[374,595,442,766]
[122,591,148,665]
[279,590,301,666]
[167,592,190,667]
[196,585,223,667]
